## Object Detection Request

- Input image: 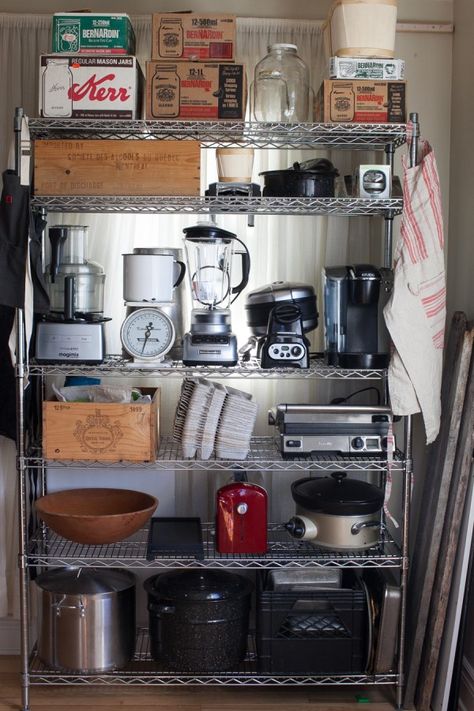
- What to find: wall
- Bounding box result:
[0,0,455,21]
[449,0,474,707]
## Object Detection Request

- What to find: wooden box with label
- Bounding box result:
[43,389,160,461]
[34,139,200,195]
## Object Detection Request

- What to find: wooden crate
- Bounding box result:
[34,140,200,195]
[43,389,160,461]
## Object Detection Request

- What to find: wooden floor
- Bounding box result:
[0,656,403,711]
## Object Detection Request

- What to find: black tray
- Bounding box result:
[146,517,204,561]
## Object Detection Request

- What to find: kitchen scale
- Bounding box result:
[120,306,175,364]
[120,247,187,365]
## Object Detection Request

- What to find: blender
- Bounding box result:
[35,225,109,364]
[182,223,250,366]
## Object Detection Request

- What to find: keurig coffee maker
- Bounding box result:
[323,264,393,369]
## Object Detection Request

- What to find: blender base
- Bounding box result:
[182,332,238,366]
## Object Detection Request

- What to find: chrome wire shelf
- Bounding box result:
[28,355,387,380]
[28,118,407,150]
[26,435,405,473]
[29,630,398,686]
[27,523,402,570]
[30,194,403,216]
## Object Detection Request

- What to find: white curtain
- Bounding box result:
[0,13,381,616]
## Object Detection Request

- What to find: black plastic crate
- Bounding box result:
[256,570,368,674]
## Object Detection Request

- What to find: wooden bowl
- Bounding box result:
[35,488,158,545]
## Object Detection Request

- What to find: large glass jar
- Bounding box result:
[252,44,311,123]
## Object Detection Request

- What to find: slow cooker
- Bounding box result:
[285,473,384,550]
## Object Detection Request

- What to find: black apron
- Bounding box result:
[0,169,49,441]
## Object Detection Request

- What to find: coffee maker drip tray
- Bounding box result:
[332,352,390,369]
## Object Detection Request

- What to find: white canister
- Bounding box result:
[123,249,186,304]
[326,0,398,59]
[216,148,255,183]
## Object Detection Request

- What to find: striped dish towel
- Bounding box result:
[384,138,446,444]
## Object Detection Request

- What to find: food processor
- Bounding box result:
[182,222,250,366]
[35,225,109,364]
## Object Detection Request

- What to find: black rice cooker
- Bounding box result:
[285,473,384,550]
[245,281,318,337]
[260,158,339,198]
[144,570,253,672]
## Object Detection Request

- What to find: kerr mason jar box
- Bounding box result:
[39,55,143,119]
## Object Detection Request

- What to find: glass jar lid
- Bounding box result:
[268,43,298,53]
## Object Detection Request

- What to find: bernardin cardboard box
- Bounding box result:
[43,389,160,462]
[152,13,235,61]
[314,79,406,123]
[146,61,246,120]
[34,139,201,196]
[39,55,143,119]
[52,13,136,55]
[329,57,405,81]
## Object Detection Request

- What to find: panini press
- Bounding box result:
[268,404,394,457]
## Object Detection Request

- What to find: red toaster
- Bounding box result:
[215,482,268,554]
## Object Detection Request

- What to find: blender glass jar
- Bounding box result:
[252,44,311,123]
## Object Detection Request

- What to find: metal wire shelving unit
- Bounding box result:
[26,435,405,473]
[28,523,402,571]
[27,355,388,380]
[28,629,399,686]
[14,112,418,709]
[28,118,407,150]
[30,194,404,216]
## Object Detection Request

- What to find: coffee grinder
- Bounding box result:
[35,225,109,364]
[182,222,250,366]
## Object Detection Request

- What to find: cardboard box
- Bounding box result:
[34,139,201,196]
[314,79,406,123]
[146,61,246,120]
[43,389,160,461]
[329,57,405,81]
[52,13,135,55]
[39,55,143,119]
[152,13,235,61]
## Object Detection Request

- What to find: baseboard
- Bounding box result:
[459,656,474,711]
[0,617,20,655]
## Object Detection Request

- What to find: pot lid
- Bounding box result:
[291,473,384,515]
[245,281,315,305]
[294,158,339,175]
[35,567,135,595]
[183,224,237,244]
[125,247,183,257]
[145,570,253,602]
[260,158,338,179]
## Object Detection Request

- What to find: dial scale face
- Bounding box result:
[120,307,175,361]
